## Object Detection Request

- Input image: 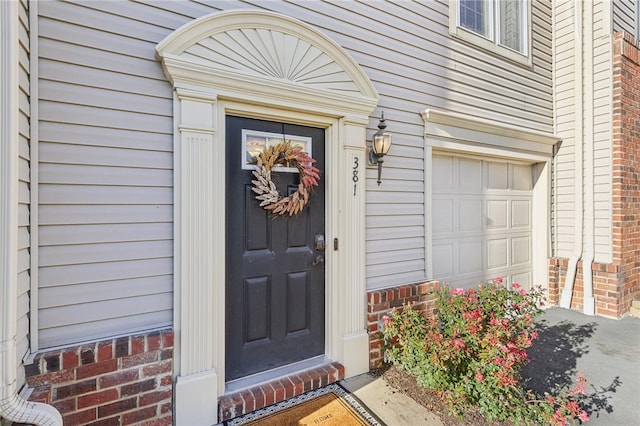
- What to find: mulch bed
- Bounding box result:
[376,365,512,426]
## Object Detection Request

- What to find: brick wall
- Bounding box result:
[366,281,439,369]
[22,329,173,426]
[549,32,640,318]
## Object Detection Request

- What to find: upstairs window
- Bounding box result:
[450,0,530,65]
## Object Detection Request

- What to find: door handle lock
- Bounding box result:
[314,234,325,251]
[312,255,324,266]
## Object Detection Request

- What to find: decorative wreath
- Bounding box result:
[251,141,320,217]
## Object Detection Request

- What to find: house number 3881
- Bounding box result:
[352,157,359,196]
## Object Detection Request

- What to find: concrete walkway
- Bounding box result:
[342,307,640,425]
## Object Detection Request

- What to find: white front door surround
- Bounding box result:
[156,10,379,425]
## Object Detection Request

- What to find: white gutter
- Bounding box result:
[582,0,595,315]
[1,1,62,424]
[560,0,584,308]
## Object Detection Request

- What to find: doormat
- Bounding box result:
[226,383,384,426]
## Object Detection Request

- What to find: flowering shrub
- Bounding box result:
[382,279,589,425]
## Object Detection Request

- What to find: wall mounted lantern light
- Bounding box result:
[369,112,392,185]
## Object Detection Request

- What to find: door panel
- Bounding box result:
[226,116,325,381]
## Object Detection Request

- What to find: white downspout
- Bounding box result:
[560,0,584,308]
[582,0,595,315]
[1,1,62,424]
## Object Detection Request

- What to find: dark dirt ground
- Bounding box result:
[377,365,512,426]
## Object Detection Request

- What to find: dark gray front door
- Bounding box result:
[225,116,326,381]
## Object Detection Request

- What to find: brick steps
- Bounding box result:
[218,362,344,422]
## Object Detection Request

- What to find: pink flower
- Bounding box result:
[578,412,590,422]
[512,283,521,289]
[495,277,503,283]
[451,288,465,296]
[475,373,484,382]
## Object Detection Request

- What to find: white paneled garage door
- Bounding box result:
[432,154,533,289]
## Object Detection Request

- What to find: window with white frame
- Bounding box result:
[450,0,530,65]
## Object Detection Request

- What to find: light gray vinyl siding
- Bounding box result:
[37,0,175,348]
[552,1,613,262]
[17,0,30,388]
[36,0,553,336]
[613,0,638,35]
[592,1,612,263]
[553,0,576,257]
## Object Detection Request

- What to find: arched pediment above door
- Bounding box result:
[156,9,378,115]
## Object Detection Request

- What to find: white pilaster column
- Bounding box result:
[337,120,369,377]
[173,91,221,426]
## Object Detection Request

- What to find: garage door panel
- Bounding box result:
[458,240,483,275]
[459,199,482,231]
[459,159,482,192]
[513,165,533,190]
[433,156,454,190]
[433,243,454,277]
[512,200,531,228]
[433,199,453,234]
[487,200,508,229]
[487,238,508,269]
[511,236,531,265]
[487,162,509,189]
[510,271,532,289]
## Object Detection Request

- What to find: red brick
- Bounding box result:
[141,415,173,426]
[99,369,139,388]
[139,389,172,407]
[121,378,156,397]
[97,341,113,362]
[62,349,79,369]
[63,408,97,425]
[218,393,243,421]
[52,398,75,414]
[27,369,75,387]
[279,378,293,399]
[161,331,174,348]
[76,359,118,380]
[239,389,255,413]
[77,388,119,409]
[272,380,285,402]
[147,332,162,351]
[98,397,137,418]
[142,360,172,377]
[160,401,172,414]
[90,416,121,426]
[80,346,96,365]
[123,406,157,425]
[159,374,172,386]
[56,379,97,400]
[263,383,276,406]
[131,335,146,355]
[120,351,158,369]
[28,385,52,404]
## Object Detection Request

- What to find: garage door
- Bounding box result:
[432,154,533,289]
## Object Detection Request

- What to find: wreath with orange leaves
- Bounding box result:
[251,141,320,217]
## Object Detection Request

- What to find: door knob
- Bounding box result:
[312,255,324,266]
